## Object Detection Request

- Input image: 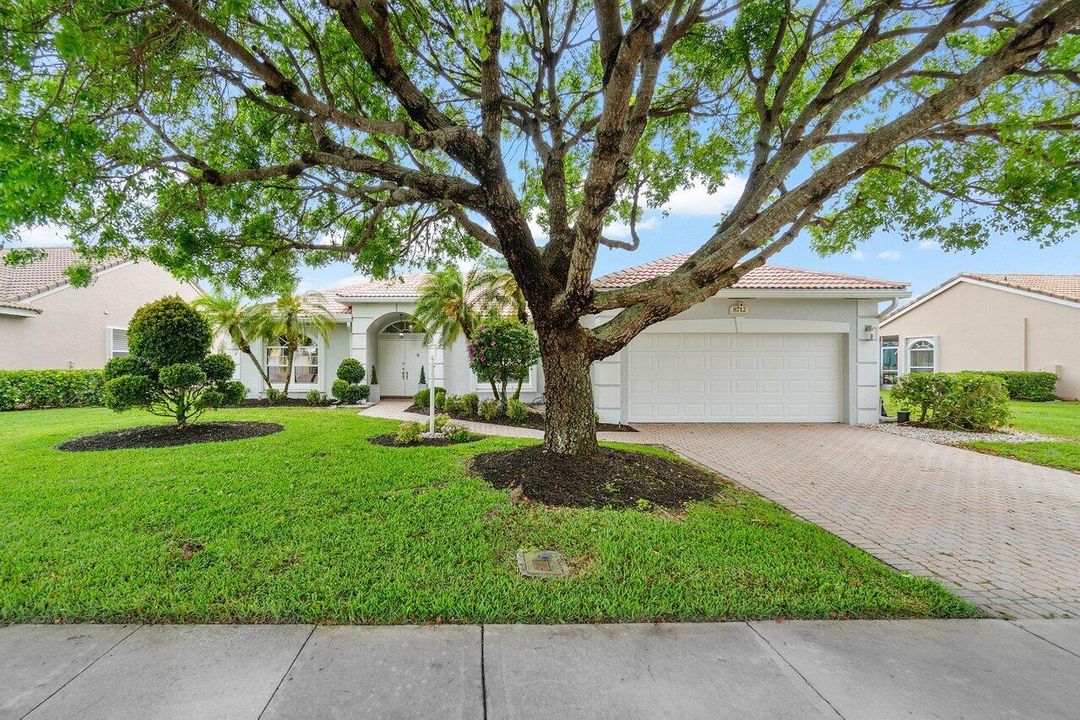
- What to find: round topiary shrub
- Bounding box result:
[337,357,366,384]
[127,296,213,368]
[332,358,370,404]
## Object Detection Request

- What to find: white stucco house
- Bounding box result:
[234,253,910,425]
[0,248,202,370]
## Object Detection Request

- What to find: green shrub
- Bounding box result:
[505,397,529,422]
[265,388,286,405]
[974,370,1058,401]
[127,295,212,368]
[307,390,331,406]
[434,389,447,411]
[413,386,446,408]
[892,371,1011,431]
[442,394,461,414]
[443,423,471,442]
[460,392,479,417]
[434,413,451,432]
[467,319,539,407]
[478,398,500,422]
[220,380,247,406]
[394,421,424,445]
[336,358,366,384]
[332,379,369,404]
[0,369,105,410]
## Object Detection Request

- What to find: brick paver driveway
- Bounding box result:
[638,423,1080,619]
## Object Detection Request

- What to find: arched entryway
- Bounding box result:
[373,314,426,397]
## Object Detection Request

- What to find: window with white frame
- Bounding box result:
[907,338,936,373]
[880,337,898,385]
[266,336,319,385]
[106,327,129,359]
[474,364,538,393]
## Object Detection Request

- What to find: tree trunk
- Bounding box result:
[282,346,296,395]
[239,341,272,388]
[538,328,597,456]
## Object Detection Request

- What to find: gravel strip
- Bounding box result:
[866,422,1057,445]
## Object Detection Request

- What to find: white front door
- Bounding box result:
[627,332,844,422]
[377,336,426,396]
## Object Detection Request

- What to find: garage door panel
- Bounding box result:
[628,332,843,423]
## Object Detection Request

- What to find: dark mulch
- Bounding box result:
[57,421,284,451]
[405,405,636,432]
[369,433,482,448]
[237,398,314,408]
[471,445,722,509]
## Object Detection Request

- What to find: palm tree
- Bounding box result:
[472,255,527,324]
[413,265,478,346]
[193,291,272,387]
[250,285,336,395]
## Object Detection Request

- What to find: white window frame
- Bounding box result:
[106,326,129,360]
[265,336,322,389]
[880,337,899,385]
[906,337,937,374]
[474,364,538,394]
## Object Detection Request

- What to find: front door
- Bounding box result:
[377,336,425,396]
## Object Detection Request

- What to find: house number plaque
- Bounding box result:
[728,302,750,315]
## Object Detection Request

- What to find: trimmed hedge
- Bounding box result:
[891,371,1011,431]
[974,370,1057,401]
[0,369,105,410]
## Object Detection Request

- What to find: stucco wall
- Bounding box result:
[881,281,1079,399]
[0,262,201,370]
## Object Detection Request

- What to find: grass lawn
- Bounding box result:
[0,407,974,624]
[882,390,1080,472]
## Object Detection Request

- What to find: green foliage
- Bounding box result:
[264,388,286,405]
[127,297,212,368]
[434,389,447,411]
[418,365,427,385]
[336,358,366,384]
[413,386,446,408]
[103,298,242,425]
[467,320,540,406]
[394,421,424,445]
[460,393,480,417]
[442,394,462,414]
[0,370,104,411]
[306,390,330,406]
[477,398,500,422]
[505,397,529,422]
[441,423,472,442]
[974,371,1058,402]
[892,372,1011,431]
[434,413,451,432]
[332,379,370,404]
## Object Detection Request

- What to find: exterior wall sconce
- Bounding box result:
[863,324,878,341]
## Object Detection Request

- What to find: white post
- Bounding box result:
[428,339,437,434]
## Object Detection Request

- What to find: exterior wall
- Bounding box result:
[881,281,1080,400]
[0,262,201,370]
[587,296,881,425]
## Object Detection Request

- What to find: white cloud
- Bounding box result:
[877,249,902,262]
[15,224,70,247]
[663,175,747,216]
[526,208,547,242]
[918,239,936,251]
[603,216,660,241]
[851,249,867,261]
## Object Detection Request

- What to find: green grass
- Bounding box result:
[882,389,1080,472]
[0,407,975,624]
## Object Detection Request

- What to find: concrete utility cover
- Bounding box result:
[516,550,570,578]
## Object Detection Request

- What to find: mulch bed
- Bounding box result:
[58,421,284,451]
[404,405,636,432]
[238,398,313,408]
[369,433,482,448]
[471,445,722,509]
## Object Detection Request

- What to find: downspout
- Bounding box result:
[877,297,899,320]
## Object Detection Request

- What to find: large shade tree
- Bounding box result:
[2,0,1078,455]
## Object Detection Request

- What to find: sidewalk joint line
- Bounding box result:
[1010,621,1080,660]
[20,623,144,720]
[480,624,488,720]
[746,623,846,720]
[258,624,317,720]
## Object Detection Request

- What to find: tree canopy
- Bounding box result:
[2,0,1078,452]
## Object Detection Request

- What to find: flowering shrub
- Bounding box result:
[467,319,539,407]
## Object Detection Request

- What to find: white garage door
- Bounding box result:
[627,333,844,422]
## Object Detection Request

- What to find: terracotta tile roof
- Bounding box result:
[0,248,127,302]
[592,253,908,291]
[333,273,429,299]
[301,291,351,317]
[961,273,1080,304]
[0,298,41,314]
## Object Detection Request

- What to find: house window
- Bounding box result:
[474,365,538,394]
[907,339,936,373]
[107,327,129,359]
[880,337,898,386]
[266,336,319,385]
[380,319,421,335]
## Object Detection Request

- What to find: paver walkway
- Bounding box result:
[3,620,1078,719]
[364,401,1080,618]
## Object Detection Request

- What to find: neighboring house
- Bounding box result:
[880,273,1080,400]
[0,248,202,370]
[235,254,909,425]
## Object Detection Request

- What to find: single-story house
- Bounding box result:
[234,254,909,425]
[880,273,1080,400]
[0,248,203,370]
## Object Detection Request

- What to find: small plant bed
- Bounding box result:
[404,404,636,432]
[238,397,315,408]
[368,432,482,448]
[472,445,720,509]
[58,421,283,451]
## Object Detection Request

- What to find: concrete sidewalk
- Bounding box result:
[2,620,1079,719]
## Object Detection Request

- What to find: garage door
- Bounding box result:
[627,333,844,422]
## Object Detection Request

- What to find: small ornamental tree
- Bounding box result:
[102,296,246,427]
[331,358,369,405]
[467,320,540,411]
